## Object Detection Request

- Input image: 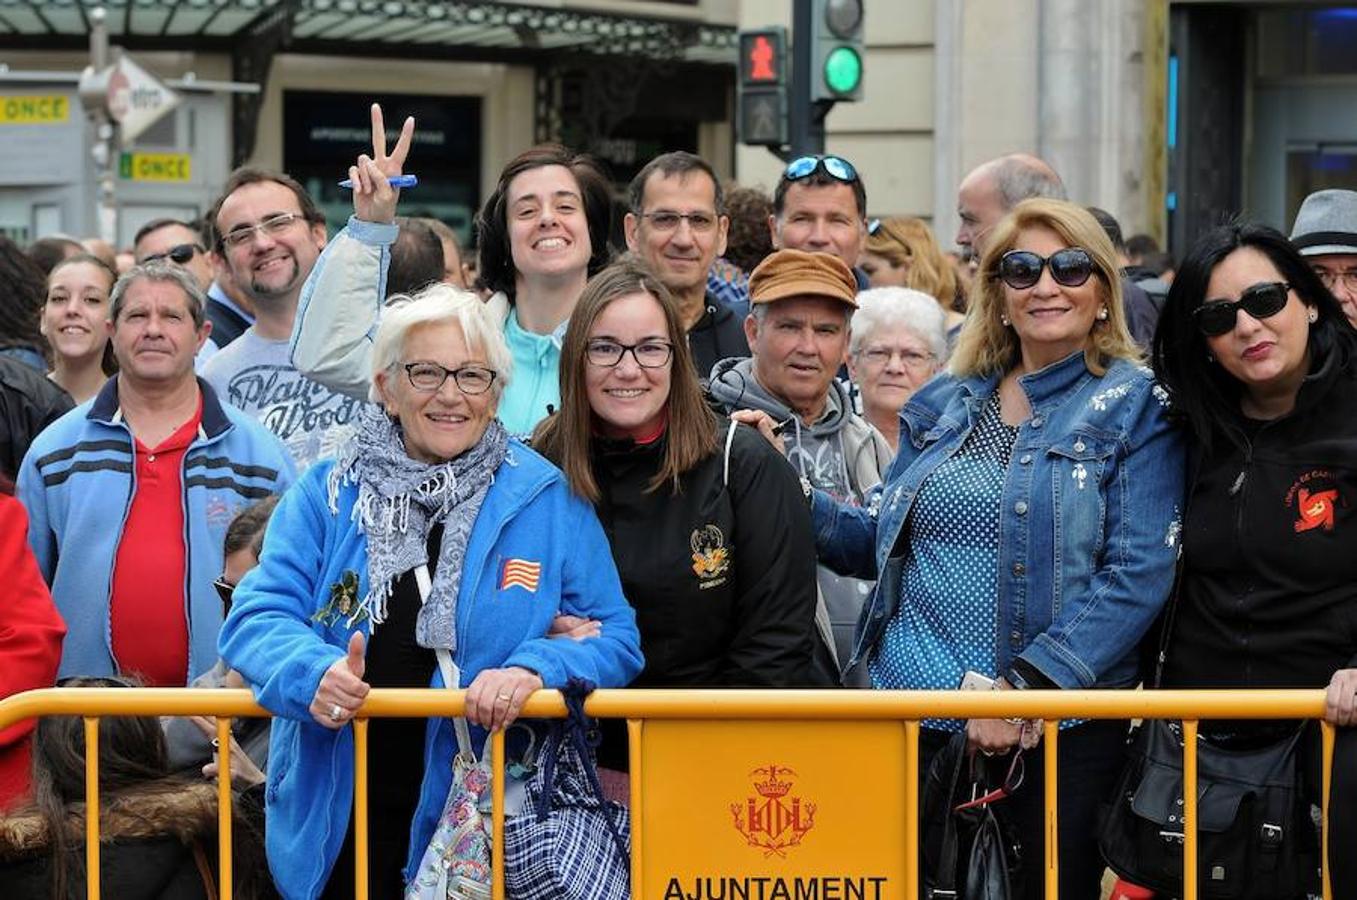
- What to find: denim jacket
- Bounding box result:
[812,351,1186,690]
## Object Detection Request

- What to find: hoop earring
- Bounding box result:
[1308,309,1319,324]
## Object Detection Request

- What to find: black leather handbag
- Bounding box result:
[1098,719,1317,899]
[922,732,1024,900]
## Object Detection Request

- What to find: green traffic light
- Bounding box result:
[824,46,862,95]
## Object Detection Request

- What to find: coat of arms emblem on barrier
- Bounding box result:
[730,764,816,857]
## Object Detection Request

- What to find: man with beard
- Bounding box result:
[201,169,367,470]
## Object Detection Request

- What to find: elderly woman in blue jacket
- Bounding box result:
[219,284,643,900]
[814,199,1184,899]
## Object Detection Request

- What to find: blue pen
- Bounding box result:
[337,174,418,189]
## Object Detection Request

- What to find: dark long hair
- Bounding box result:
[0,235,49,359]
[532,257,717,502]
[1151,220,1357,454]
[46,254,119,376]
[474,145,613,300]
[30,677,170,898]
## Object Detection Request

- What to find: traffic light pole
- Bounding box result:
[788,0,826,157]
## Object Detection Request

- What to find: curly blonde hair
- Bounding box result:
[949,199,1140,378]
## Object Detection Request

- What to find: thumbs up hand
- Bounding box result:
[310,631,371,730]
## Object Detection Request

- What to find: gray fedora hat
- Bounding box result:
[1291,189,1357,257]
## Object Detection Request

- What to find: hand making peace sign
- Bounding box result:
[349,102,415,225]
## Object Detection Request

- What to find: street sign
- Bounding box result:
[107,53,181,144]
[0,95,70,125]
[119,152,191,182]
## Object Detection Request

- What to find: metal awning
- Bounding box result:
[0,1,738,65]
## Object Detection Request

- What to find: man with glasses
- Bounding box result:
[769,155,871,288]
[134,218,256,354]
[1291,189,1357,327]
[624,151,749,377]
[201,168,367,470]
[16,263,293,685]
[710,249,893,684]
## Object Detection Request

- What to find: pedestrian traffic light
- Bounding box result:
[737,27,789,148]
[810,0,864,103]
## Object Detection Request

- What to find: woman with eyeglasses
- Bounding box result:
[1151,222,1357,897]
[40,254,117,404]
[220,283,642,900]
[845,287,947,452]
[532,259,828,773]
[810,199,1184,898]
[0,676,276,899]
[295,104,613,438]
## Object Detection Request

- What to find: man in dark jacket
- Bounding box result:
[0,355,72,485]
[625,152,749,379]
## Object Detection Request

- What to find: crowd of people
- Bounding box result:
[0,98,1354,899]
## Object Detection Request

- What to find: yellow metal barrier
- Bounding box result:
[0,688,1333,900]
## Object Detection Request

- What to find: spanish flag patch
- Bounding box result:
[500,558,542,593]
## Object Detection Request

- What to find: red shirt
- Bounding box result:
[108,399,202,687]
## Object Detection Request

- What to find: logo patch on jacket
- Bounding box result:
[1285,470,1344,533]
[500,558,542,593]
[690,524,730,589]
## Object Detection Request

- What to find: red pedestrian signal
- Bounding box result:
[739,28,786,88]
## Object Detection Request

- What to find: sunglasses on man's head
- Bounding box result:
[996,248,1095,290]
[783,155,859,185]
[1193,281,1291,337]
[142,243,202,266]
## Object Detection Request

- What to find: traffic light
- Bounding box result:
[737,27,788,147]
[810,0,864,103]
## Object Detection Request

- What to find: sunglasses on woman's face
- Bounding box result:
[996,248,1095,290]
[1193,281,1292,337]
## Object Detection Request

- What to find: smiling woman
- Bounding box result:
[41,254,117,403]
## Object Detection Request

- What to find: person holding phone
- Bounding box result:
[810,199,1185,899]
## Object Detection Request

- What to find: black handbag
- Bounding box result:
[1097,569,1318,899]
[1098,719,1317,899]
[922,732,1024,900]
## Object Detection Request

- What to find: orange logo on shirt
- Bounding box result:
[1295,488,1338,532]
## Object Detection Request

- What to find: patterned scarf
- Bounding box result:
[328,406,509,651]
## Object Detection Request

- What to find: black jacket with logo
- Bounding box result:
[590,419,827,690]
[1163,348,1357,692]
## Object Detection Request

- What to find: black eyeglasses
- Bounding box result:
[640,211,719,233]
[403,362,498,395]
[585,339,674,369]
[996,248,1095,290]
[214,576,236,614]
[142,243,203,265]
[783,155,859,185]
[1194,281,1291,337]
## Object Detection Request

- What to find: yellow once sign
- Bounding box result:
[635,720,907,899]
[0,95,70,124]
[121,153,192,183]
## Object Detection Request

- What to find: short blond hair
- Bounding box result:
[369,283,512,403]
[949,198,1140,378]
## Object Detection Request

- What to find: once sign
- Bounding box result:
[119,152,192,182]
[0,95,70,125]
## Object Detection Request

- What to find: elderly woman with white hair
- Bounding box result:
[846,287,947,451]
[219,284,643,900]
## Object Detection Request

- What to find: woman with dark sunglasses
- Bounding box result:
[812,199,1184,898]
[1151,221,1357,897]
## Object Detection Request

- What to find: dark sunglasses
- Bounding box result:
[783,155,859,184]
[142,243,203,265]
[1193,281,1291,337]
[214,576,236,614]
[996,248,1095,290]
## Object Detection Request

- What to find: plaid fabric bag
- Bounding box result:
[503,677,630,900]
